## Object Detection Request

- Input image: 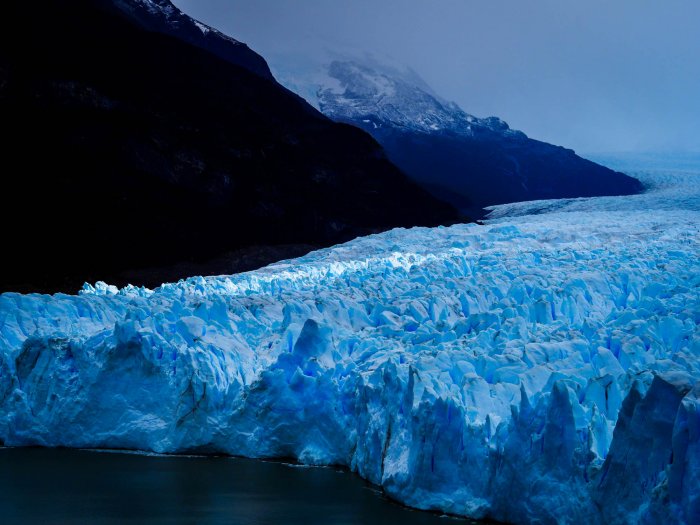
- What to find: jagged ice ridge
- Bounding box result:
[0,161,699,524]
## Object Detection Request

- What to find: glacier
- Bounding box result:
[1,157,699,524]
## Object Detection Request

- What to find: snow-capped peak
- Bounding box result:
[276,56,523,138]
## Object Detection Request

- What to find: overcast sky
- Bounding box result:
[173,0,700,154]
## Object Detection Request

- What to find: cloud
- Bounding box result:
[173,0,700,153]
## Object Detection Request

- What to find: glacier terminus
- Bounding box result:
[1,156,698,524]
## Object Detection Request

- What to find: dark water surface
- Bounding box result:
[0,448,474,524]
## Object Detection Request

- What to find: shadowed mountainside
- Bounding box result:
[0,1,459,293]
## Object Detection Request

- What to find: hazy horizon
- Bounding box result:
[172,0,700,155]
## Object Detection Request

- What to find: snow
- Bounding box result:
[192,20,210,35]
[1,155,699,524]
[274,57,525,139]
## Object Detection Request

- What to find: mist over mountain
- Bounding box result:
[276,58,643,216]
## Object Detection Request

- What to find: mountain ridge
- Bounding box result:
[278,58,643,216]
[103,0,274,79]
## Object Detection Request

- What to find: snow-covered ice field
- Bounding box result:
[0,154,698,524]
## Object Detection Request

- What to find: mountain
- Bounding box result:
[278,59,643,216]
[0,1,458,293]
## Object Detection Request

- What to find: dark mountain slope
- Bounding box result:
[0,1,457,293]
[373,128,644,216]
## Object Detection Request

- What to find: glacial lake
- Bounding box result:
[0,448,478,524]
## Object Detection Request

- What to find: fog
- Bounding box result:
[172,0,700,154]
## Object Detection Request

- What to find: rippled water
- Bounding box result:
[0,448,477,525]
